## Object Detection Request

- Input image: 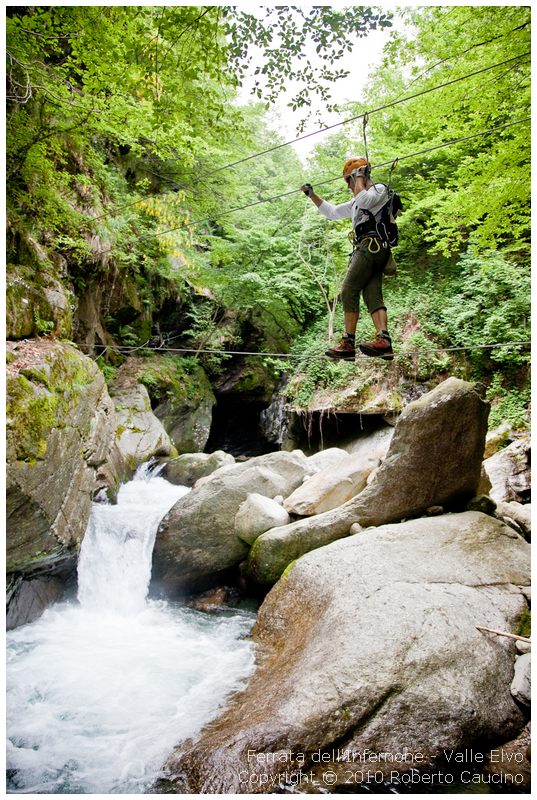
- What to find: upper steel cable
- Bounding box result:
[90,50,530,224]
[90,116,531,259]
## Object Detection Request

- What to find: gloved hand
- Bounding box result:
[301,183,313,197]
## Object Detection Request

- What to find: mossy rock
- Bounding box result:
[516,608,531,639]
[6,263,73,340]
[6,341,117,586]
[7,345,97,462]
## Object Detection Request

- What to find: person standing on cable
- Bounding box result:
[301,156,394,360]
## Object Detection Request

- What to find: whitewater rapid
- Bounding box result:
[6,465,256,794]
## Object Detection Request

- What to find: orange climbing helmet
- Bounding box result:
[342,156,370,180]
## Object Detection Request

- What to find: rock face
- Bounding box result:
[154,388,215,453]
[483,436,531,504]
[284,452,379,516]
[6,341,116,627]
[152,451,313,595]
[111,354,216,454]
[163,451,235,487]
[159,512,530,794]
[112,384,173,469]
[6,261,73,340]
[249,377,490,584]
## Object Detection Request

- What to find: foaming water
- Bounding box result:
[6,465,256,794]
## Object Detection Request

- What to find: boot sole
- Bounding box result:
[358,345,394,360]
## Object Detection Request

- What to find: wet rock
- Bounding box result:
[163,451,235,487]
[249,378,489,584]
[187,586,240,613]
[6,572,70,630]
[159,512,529,793]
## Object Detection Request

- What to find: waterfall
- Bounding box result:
[6,465,256,794]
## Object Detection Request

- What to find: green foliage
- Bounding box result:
[486,374,530,431]
[353,5,530,255]
[223,6,392,127]
[95,358,118,387]
[5,5,530,433]
[33,309,54,336]
[285,317,355,408]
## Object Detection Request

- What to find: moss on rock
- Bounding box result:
[6,340,117,595]
[6,262,73,340]
[7,345,97,462]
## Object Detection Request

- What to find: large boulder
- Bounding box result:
[483,436,531,504]
[284,452,379,516]
[249,378,490,584]
[152,451,313,595]
[306,447,351,473]
[154,391,215,453]
[343,423,394,459]
[6,341,116,627]
[158,512,530,793]
[112,384,173,470]
[162,451,235,487]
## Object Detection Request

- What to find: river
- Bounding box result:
[6,464,256,793]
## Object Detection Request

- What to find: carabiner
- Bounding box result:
[367,237,381,254]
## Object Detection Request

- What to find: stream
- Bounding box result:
[6,464,256,794]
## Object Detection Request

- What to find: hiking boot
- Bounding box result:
[359,332,394,360]
[325,335,356,360]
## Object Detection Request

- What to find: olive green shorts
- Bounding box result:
[341,236,389,314]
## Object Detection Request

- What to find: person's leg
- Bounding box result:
[371,307,388,333]
[360,256,393,359]
[326,248,375,359]
[344,310,359,337]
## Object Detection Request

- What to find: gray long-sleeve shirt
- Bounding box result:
[318,184,388,229]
